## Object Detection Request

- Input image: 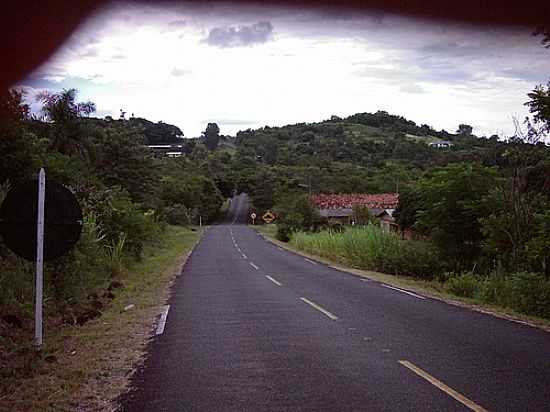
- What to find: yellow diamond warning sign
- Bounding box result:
[262,211,275,224]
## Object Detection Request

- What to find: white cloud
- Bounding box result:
[20,3,550,138]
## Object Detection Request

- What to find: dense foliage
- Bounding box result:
[0,89,224,322]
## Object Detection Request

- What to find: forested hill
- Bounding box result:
[230,110,522,196]
[234,110,503,169]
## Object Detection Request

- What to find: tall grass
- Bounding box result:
[447,272,550,319]
[291,225,441,279]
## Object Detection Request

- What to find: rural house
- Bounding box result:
[311,193,399,231]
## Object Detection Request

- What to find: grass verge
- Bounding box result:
[253,224,550,332]
[0,225,203,412]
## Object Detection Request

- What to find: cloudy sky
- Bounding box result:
[19,1,550,138]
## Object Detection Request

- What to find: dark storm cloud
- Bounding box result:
[501,67,549,84]
[418,40,486,58]
[204,21,274,47]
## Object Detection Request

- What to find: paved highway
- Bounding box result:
[120,194,550,411]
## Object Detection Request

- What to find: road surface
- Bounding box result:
[120,193,550,411]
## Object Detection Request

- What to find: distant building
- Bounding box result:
[147,145,184,158]
[313,193,399,231]
[429,141,454,149]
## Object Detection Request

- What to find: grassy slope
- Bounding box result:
[0,225,202,412]
[253,225,550,332]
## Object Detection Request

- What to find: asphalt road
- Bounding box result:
[120,194,550,412]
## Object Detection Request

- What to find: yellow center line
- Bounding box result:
[300,297,338,320]
[398,360,488,412]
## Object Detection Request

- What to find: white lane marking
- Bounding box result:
[156,305,170,335]
[399,360,488,412]
[242,253,248,259]
[300,297,338,320]
[361,278,371,282]
[265,275,282,286]
[277,247,284,251]
[381,284,426,300]
[304,258,318,265]
[250,262,259,270]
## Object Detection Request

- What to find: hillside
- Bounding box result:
[229,110,510,197]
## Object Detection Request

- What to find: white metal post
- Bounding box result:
[199,215,202,227]
[35,168,45,348]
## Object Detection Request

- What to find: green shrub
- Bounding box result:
[276,224,292,242]
[455,272,550,318]
[509,272,550,318]
[446,273,480,298]
[99,189,162,259]
[290,224,441,279]
[164,203,192,226]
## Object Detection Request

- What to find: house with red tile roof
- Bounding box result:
[311,193,399,231]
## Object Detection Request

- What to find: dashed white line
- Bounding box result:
[300,297,338,320]
[381,284,426,300]
[265,275,282,286]
[304,258,318,265]
[250,262,259,270]
[242,253,248,259]
[155,305,170,335]
[361,278,371,282]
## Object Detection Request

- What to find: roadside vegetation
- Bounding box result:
[0,88,224,409]
[0,225,201,411]
[246,33,550,322]
[291,226,441,279]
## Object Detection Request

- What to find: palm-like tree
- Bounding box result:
[36,88,96,158]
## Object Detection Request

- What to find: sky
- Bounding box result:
[19,1,550,138]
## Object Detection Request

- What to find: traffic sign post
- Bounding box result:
[35,168,45,348]
[251,212,257,225]
[0,170,83,349]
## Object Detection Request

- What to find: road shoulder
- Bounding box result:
[0,226,206,412]
[252,224,550,333]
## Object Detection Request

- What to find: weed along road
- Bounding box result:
[120,194,550,412]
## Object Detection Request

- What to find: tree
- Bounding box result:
[38,88,95,123]
[415,162,498,271]
[393,187,423,230]
[249,169,276,212]
[36,88,96,157]
[273,192,324,241]
[263,139,278,165]
[457,124,473,136]
[204,122,220,151]
[0,89,42,183]
[525,81,550,134]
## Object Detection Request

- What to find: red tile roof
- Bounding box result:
[311,193,399,209]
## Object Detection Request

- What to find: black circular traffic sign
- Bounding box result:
[0,179,83,261]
